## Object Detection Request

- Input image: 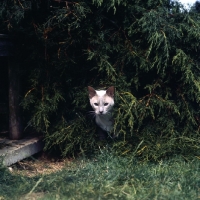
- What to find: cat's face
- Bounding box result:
[88,86,114,115]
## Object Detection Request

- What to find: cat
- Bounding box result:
[88,86,115,140]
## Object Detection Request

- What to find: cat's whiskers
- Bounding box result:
[87,111,96,119]
[106,111,112,115]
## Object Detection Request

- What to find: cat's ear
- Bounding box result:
[88,86,96,99]
[106,86,115,98]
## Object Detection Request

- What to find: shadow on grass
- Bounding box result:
[0,149,200,200]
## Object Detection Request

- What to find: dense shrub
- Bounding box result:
[0,0,200,160]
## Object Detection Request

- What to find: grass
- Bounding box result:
[0,149,200,200]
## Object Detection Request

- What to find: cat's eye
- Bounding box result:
[94,103,98,106]
[104,103,108,106]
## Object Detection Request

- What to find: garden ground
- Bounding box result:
[0,149,200,200]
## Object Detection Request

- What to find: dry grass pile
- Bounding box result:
[9,152,71,177]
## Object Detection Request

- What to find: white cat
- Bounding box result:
[88,86,115,139]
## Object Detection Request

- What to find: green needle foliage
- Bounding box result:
[0,0,200,160]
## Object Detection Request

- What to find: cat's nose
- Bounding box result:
[99,111,103,114]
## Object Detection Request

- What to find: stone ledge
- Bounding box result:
[0,136,44,166]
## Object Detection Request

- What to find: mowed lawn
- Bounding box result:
[0,150,200,200]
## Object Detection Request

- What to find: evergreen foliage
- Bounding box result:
[0,0,200,160]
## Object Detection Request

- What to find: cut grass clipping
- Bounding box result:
[0,149,200,200]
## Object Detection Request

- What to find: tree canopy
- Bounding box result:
[0,0,200,160]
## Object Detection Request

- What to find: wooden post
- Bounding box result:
[8,59,23,140]
[0,34,23,139]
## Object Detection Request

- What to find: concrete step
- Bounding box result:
[0,136,44,166]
